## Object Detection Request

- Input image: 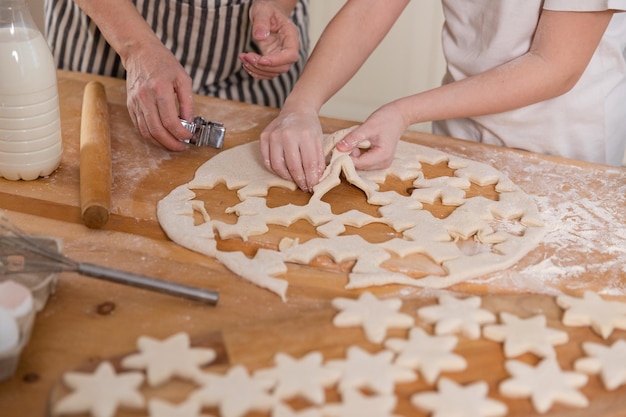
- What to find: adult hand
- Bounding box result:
[335,102,408,170]
[259,106,325,192]
[124,39,194,151]
[239,0,300,80]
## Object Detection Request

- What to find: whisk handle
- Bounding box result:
[76,263,219,305]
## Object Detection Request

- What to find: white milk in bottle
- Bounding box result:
[0,0,62,181]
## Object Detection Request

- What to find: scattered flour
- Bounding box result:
[473,160,626,296]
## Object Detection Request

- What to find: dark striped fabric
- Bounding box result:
[44,0,309,108]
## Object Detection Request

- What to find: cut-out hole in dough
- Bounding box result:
[421,161,456,179]
[466,182,498,201]
[266,186,311,208]
[216,238,265,257]
[321,180,381,218]
[192,184,240,225]
[271,220,320,244]
[377,176,414,197]
[415,180,498,220]
[421,202,458,220]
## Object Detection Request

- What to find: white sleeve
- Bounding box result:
[544,0,626,12]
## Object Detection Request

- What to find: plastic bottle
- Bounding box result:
[0,0,62,181]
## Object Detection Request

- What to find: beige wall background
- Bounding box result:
[309,2,445,132]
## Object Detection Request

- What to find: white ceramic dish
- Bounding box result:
[0,236,60,381]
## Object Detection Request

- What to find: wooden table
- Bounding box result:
[0,70,625,417]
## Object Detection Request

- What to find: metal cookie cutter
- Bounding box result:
[179,116,226,148]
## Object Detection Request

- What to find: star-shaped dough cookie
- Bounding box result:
[322,389,397,417]
[416,294,496,339]
[482,312,568,358]
[384,327,467,384]
[331,291,414,344]
[556,291,626,339]
[499,358,589,413]
[411,377,507,417]
[411,174,470,206]
[147,398,210,417]
[574,339,626,390]
[53,362,144,417]
[326,346,416,395]
[121,332,216,386]
[191,365,274,417]
[254,351,341,405]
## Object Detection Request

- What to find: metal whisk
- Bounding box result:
[0,215,219,305]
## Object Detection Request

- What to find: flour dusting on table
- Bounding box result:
[474,160,626,296]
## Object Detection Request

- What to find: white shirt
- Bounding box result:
[433,1,626,166]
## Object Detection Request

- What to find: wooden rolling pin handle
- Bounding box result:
[80,81,112,229]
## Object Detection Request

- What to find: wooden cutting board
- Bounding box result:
[46,290,626,417]
[0,71,625,417]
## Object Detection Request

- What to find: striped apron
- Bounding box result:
[44,0,309,108]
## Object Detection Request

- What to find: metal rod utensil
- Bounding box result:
[0,216,219,306]
[76,262,219,305]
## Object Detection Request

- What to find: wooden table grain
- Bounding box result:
[0,70,625,417]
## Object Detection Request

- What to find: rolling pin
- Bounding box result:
[80,81,112,229]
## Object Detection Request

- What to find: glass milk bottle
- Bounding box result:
[0,0,62,180]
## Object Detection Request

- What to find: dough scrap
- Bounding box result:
[253,351,341,405]
[384,327,467,384]
[556,291,626,339]
[411,377,508,417]
[147,398,211,417]
[416,294,496,340]
[216,249,289,301]
[499,358,589,413]
[331,291,414,344]
[53,362,144,417]
[157,126,546,300]
[120,332,216,386]
[482,312,569,358]
[574,339,626,391]
[326,346,416,395]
